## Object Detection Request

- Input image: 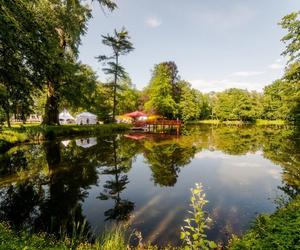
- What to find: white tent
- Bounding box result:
[76,137,97,148]
[76,112,97,125]
[61,140,71,147]
[59,109,75,125]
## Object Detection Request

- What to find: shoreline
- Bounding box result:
[0,123,131,152]
[187,119,288,126]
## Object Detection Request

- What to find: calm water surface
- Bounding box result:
[0,125,299,246]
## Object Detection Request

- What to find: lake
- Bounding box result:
[0,125,299,246]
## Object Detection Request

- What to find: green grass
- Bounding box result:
[0,223,176,250]
[188,120,221,125]
[255,119,286,125]
[188,119,246,125]
[0,224,182,250]
[24,123,131,140]
[188,119,288,126]
[0,129,29,152]
[0,123,131,152]
[93,227,128,250]
[229,195,300,250]
[0,222,66,250]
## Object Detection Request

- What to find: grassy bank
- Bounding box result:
[188,119,287,126]
[0,223,65,250]
[229,195,300,249]
[0,123,130,152]
[0,222,177,250]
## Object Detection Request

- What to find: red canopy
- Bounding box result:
[124,111,147,118]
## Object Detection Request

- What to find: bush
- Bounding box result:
[0,223,66,250]
[229,195,300,249]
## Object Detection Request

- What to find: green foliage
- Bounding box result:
[280,11,300,63]
[272,12,300,123]
[212,88,262,121]
[229,195,300,250]
[93,83,113,122]
[117,78,140,115]
[145,63,179,118]
[180,183,217,250]
[144,140,196,186]
[60,64,98,114]
[262,76,300,122]
[179,82,202,121]
[0,222,65,250]
[262,80,290,120]
[95,226,128,250]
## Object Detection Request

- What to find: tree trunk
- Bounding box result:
[43,81,59,125]
[112,55,119,123]
[42,27,66,126]
[5,110,10,128]
[112,84,117,122]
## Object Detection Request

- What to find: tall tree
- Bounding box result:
[278,12,300,122]
[97,27,134,122]
[280,12,300,63]
[0,0,45,126]
[178,81,202,122]
[40,1,91,125]
[0,0,117,126]
[263,80,290,120]
[145,63,179,118]
[162,61,181,102]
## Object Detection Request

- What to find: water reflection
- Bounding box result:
[76,137,97,148]
[143,138,196,186]
[98,137,136,221]
[0,125,299,245]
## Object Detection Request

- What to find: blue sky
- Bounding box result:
[79,0,300,93]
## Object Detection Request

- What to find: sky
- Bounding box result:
[78,0,300,93]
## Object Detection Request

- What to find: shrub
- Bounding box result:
[180,183,217,250]
[229,195,300,249]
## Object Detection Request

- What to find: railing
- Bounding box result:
[132,119,182,135]
[133,119,182,128]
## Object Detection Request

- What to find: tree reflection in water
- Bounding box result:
[143,139,197,186]
[0,125,299,243]
[98,136,136,221]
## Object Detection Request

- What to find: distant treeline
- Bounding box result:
[138,61,300,123]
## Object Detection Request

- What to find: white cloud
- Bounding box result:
[189,79,266,93]
[195,150,231,160]
[190,4,256,30]
[145,17,161,28]
[230,71,264,77]
[268,58,285,70]
[268,63,284,70]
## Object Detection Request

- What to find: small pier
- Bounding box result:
[132,119,182,135]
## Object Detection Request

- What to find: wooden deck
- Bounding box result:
[132,119,182,135]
